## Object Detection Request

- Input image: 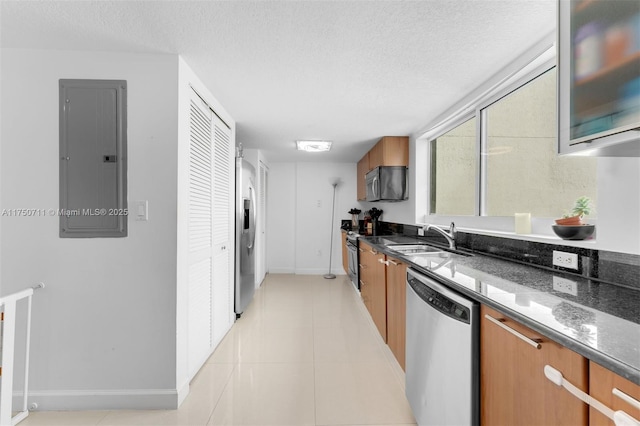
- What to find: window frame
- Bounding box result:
[428,113,479,217]
[421,50,594,237]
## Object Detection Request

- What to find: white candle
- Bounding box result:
[515,213,531,234]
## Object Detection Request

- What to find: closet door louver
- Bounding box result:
[187,94,213,373]
[212,116,233,345]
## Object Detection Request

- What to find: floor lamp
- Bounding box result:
[324,179,341,279]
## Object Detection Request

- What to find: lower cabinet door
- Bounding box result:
[341,232,348,274]
[481,305,589,426]
[359,241,387,341]
[386,256,407,370]
[589,361,640,426]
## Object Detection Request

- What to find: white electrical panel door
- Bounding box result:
[59,79,127,237]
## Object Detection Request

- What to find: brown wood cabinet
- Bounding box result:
[368,136,409,169]
[481,305,589,426]
[385,255,407,370]
[357,154,369,201]
[356,136,408,201]
[359,241,387,341]
[589,361,640,426]
[341,231,348,274]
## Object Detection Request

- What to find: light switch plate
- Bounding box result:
[135,200,148,221]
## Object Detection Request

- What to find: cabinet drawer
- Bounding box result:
[481,305,588,426]
[589,361,640,426]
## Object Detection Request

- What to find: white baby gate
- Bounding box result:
[0,283,44,426]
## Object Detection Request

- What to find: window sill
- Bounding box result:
[456,226,598,249]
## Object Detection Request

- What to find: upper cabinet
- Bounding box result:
[368,136,409,169]
[357,136,408,200]
[558,0,640,156]
[357,154,369,201]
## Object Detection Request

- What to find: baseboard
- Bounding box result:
[293,268,348,275]
[268,267,295,274]
[14,388,180,411]
[268,268,347,275]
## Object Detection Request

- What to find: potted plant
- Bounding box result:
[555,196,592,225]
[552,196,595,240]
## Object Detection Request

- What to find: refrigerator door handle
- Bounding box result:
[247,185,257,249]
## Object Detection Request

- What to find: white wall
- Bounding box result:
[267,163,297,273]
[596,158,640,254]
[267,162,356,275]
[0,49,180,409]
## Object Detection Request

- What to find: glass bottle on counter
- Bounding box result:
[363,212,372,236]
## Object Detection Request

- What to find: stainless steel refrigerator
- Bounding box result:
[235,155,256,317]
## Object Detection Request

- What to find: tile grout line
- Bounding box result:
[204,362,237,426]
[93,410,111,425]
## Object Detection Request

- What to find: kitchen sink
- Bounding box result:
[387,244,444,255]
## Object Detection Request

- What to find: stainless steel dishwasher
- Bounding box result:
[405,267,479,426]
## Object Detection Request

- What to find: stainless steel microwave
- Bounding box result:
[365,166,408,202]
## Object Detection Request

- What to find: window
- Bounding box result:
[428,66,597,223]
[430,117,476,215]
[483,68,597,217]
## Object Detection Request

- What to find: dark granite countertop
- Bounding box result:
[359,235,640,385]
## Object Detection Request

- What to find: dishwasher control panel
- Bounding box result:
[408,277,470,323]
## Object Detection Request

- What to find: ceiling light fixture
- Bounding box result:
[296,140,332,152]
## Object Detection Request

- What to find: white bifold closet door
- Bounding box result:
[187,89,234,376]
[211,114,233,346]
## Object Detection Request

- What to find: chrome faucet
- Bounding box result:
[424,222,457,250]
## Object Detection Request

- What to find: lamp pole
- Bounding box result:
[324,181,339,279]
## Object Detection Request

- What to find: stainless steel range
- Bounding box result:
[345,231,360,291]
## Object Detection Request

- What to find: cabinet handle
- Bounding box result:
[359,280,365,287]
[484,314,541,349]
[388,259,400,266]
[369,249,377,255]
[378,259,389,265]
[613,388,640,411]
[358,248,364,252]
[359,264,367,269]
[544,365,640,426]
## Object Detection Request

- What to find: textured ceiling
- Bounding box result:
[0,0,556,162]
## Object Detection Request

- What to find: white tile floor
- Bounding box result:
[21,274,416,426]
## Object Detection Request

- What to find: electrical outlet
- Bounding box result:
[552,250,578,270]
[553,276,578,296]
[418,227,425,236]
